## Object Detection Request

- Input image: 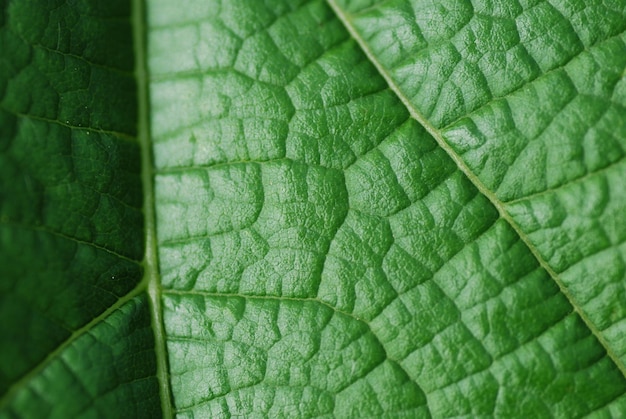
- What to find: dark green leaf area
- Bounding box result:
[1,295,160,419]
[8,0,134,70]
[1,0,136,134]
[0,0,145,410]
[0,115,143,258]
[0,222,142,394]
[0,118,144,394]
[0,114,143,394]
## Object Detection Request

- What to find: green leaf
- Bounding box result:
[328,0,626,369]
[1,0,625,417]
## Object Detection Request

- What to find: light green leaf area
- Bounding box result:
[1,0,626,417]
[329,0,626,367]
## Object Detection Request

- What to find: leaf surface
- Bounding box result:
[1,0,626,417]
[0,0,160,417]
[328,0,626,368]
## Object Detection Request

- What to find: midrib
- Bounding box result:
[325,0,626,380]
[133,0,174,417]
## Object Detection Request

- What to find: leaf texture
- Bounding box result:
[328,0,626,369]
[1,0,625,417]
[0,0,159,417]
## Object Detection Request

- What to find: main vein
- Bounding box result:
[133,0,174,417]
[326,0,626,380]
